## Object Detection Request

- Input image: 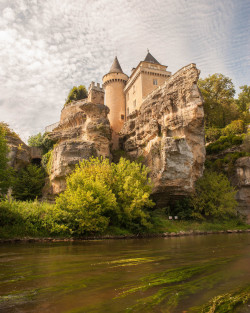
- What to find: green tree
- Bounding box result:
[56,157,154,235]
[12,164,46,201]
[191,171,237,220]
[65,85,88,105]
[28,132,54,154]
[236,85,250,113]
[198,74,238,128]
[0,125,10,195]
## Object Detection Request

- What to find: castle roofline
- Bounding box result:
[144,51,161,65]
[108,56,124,74]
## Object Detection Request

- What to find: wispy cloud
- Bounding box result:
[0,0,249,140]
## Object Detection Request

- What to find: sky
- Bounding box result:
[0,0,249,141]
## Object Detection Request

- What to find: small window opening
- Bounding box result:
[121,114,124,120]
[153,79,158,85]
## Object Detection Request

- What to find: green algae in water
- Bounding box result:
[95,257,164,268]
[190,284,250,313]
[114,257,235,312]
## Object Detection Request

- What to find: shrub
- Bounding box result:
[65,85,88,105]
[221,119,245,136]
[205,127,221,142]
[12,164,46,201]
[56,157,154,235]
[206,134,245,154]
[191,171,238,220]
[0,200,70,238]
[28,132,54,154]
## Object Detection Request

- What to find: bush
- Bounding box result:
[65,85,88,105]
[206,134,245,154]
[205,127,221,142]
[191,171,238,220]
[0,200,70,238]
[56,157,154,235]
[12,164,46,201]
[221,120,245,136]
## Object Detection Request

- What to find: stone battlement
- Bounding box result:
[88,81,104,92]
[88,81,104,105]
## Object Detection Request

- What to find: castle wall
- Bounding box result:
[124,61,171,116]
[125,74,143,115]
[88,82,104,105]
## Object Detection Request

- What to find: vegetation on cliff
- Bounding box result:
[65,85,88,105]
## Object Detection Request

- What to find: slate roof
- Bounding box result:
[109,56,124,73]
[144,52,161,65]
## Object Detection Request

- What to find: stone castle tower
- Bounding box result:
[102,52,171,149]
[102,57,128,149]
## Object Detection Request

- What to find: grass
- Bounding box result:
[0,201,249,240]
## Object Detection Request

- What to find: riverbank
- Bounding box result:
[1,227,250,243]
[1,199,250,241]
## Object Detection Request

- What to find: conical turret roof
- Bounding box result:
[144,51,161,65]
[109,56,124,73]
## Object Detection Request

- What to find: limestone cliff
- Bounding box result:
[6,135,31,170]
[120,63,205,206]
[48,100,111,194]
[232,157,250,222]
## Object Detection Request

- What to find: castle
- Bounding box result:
[87,51,172,148]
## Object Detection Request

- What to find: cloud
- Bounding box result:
[0,0,249,141]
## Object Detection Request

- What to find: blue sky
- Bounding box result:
[0,0,249,140]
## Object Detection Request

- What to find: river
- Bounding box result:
[0,234,249,312]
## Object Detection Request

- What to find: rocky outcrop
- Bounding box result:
[6,135,31,170]
[48,100,111,194]
[120,63,205,206]
[232,157,250,222]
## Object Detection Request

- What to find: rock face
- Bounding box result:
[49,100,111,194]
[120,63,205,206]
[233,157,250,222]
[6,135,31,170]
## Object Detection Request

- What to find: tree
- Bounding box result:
[191,171,238,220]
[236,85,250,114]
[198,74,238,128]
[28,132,54,154]
[0,125,10,195]
[56,157,154,235]
[12,164,46,201]
[65,85,88,105]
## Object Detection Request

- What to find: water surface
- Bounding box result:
[0,234,249,312]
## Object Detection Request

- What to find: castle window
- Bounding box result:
[133,99,136,108]
[153,79,158,85]
[121,114,124,120]
[127,108,129,115]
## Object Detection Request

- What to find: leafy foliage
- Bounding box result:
[65,85,88,105]
[206,134,245,154]
[221,119,245,136]
[28,132,54,154]
[191,171,238,220]
[236,85,250,114]
[12,164,46,201]
[56,157,154,235]
[0,200,70,238]
[0,122,20,139]
[205,127,222,142]
[198,74,238,128]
